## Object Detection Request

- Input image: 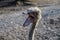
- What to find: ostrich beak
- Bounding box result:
[23,13,35,27]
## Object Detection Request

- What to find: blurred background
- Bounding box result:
[0,0,60,7]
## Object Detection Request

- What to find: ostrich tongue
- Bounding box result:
[23,15,35,27]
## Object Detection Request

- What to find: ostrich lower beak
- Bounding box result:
[23,17,33,27]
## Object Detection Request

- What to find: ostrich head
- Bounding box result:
[27,7,41,22]
[23,7,41,26]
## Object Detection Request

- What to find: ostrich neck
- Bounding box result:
[29,19,38,40]
[32,21,37,30]
[29,14,41,40]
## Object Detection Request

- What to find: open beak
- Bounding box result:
[23,14,35,27]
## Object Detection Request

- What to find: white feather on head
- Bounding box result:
[27,7,41,14]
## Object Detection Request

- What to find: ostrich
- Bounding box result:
[23,7,42,40]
